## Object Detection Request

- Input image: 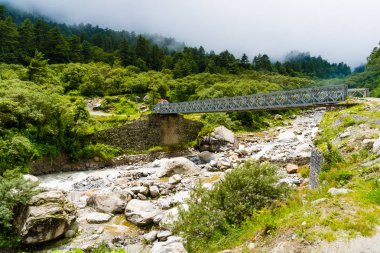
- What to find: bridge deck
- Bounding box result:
[153,85,349,114]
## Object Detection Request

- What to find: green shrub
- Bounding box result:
[323,142,345,171]
[0,170,38,249]
[77,143,123,160]
[175,160,289,252]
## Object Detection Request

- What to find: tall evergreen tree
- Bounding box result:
[46,27,69,63]
[68,35,83,62]
[33,20,49,53]
[0,17,19,62]
[135,35,151,64]
[0,5,5,21]
[239,53,250,69]
[119,39,134,66]
[19,18,35,63]
[27,50,48,83]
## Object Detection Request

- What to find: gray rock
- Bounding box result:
[274,114,283,120]
[157,157,201,178]
[125,199,158,226]
[168,174,182,184]
[278,131,297,143]
[286,163,299,174]
[328,187,353,195]
[144,230,158,243]
[198,151,217,163]
[151,236,187,253]
[86,212,112,224]
[23,174,39,184]
[160,206,182,230]
[373,138,380,154]
[88,192,129,214]
[64,229,76,238]
[213,126,236,144]
[340,132,351,138]
[131,186,149,196]
[199,126,238,152]
[157,230,172,241]
[247,242,255,252]
[149,186,160,198]
[14,191,76,245]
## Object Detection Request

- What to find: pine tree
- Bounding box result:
[68,35,83,62]
[239,53,250,69]
[19,19,35,63]
[150,45,164,70]
[27,50,49,83]
[46,27,69,63]
[119,39,134,66]
[0,17,19,63]
[135,35,151,64]
[0,5,5,21]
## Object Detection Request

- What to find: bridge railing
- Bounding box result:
[347,88,369,98]
[153,84,348,114]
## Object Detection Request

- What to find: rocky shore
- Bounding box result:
[20,108,325,252]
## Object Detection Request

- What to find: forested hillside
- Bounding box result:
[347,43,380,97]
[0,2,379,251]
[0,4,351,79]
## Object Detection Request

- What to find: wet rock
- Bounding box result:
[151,236,187,253]
[328,187,353,195]
[157,157,201,178]
[198,151,217,163]
[23,174,39,184]
[125,199,158,226]
[286,163,299,174]
[14,191,76,245]
[86,212,112,224]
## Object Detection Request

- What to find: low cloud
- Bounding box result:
[2,0,380,67]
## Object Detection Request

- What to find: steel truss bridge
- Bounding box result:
[153,85,369,115]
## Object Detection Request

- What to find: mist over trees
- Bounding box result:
[0,4,351,79]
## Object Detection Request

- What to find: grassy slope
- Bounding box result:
[189,99,380,253]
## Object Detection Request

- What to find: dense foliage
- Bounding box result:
[347,43,380,97]
[0,170,37,248]
[0,4,351,79]
[174,161,289,252]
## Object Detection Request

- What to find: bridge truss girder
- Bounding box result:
[153,85,348,114]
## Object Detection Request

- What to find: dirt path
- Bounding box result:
[313,227,380,253]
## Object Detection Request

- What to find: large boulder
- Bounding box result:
[125,199,159,226]
[198,126,238,152]
[157,157,200,178]
[14,191,76,245]
[88,192,130,214]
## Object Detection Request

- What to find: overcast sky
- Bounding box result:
[3,0,380,67]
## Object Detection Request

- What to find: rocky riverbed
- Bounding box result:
[28,108,325,252]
